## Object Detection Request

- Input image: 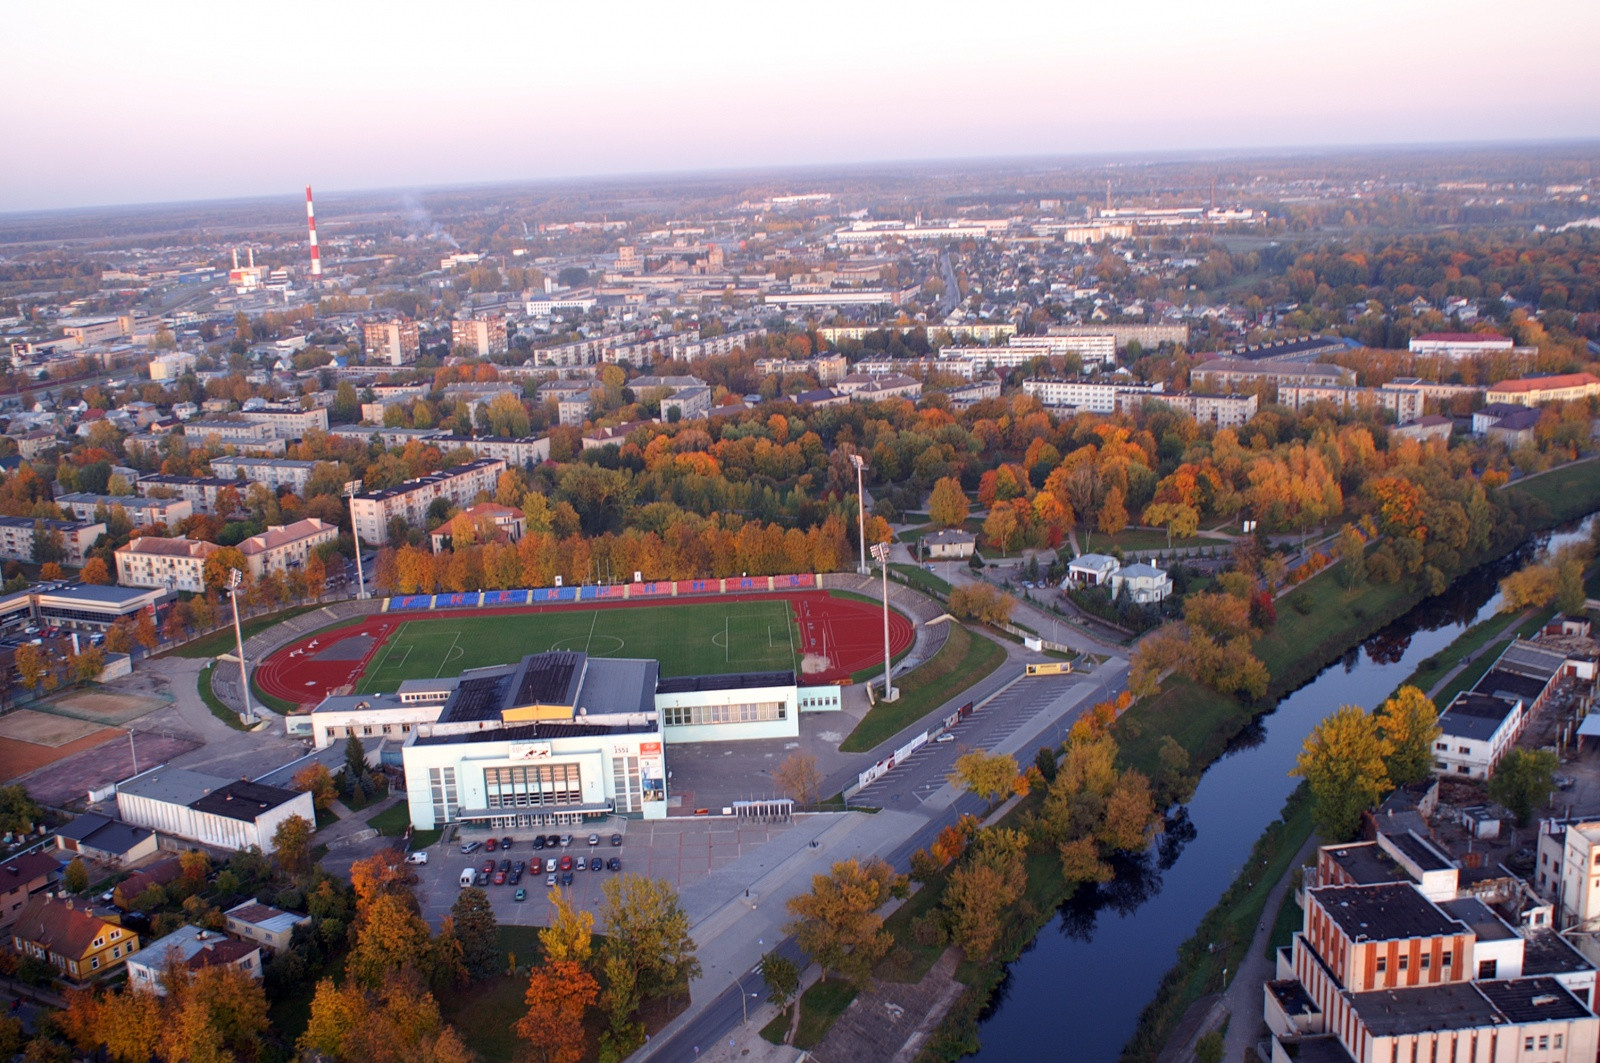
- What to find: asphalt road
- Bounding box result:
[642,662,1131,1062]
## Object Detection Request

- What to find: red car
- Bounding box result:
[481,859,496,874]
[558,854,574,871]
[492,870,507,885]
[485,838,497,852]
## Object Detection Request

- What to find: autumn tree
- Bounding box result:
[450,886,500,980]
[599,873,699,1004]
[105,617,134,654]
[134,609,159,651]
[1375,686,1439,786]
[1489,748,1558,826]
[784,858,905,986]
[947,583,1015,626]
[273,813,314,875]
[63,857,88,894]
[201,545,250,591]
[349,848,414,909]
[80,557,112,585]
[1098,485,1128,538]
[774,751,822,805]
[982,505,1019,555]
[928,476,970,529]
[163,963,270,1063]
[348,891,432,988]
[69,646,105,684]
[1335,524,1367,588]
[516,960,598,1063]
[293,762,337,812]
[1292,706,1392,840]
[942,827,1028,958]
[760,951,801,1036]
[13,642,49,691]
[300,972,470,1063]
[948,749,1019,810]
[540,886,594,966]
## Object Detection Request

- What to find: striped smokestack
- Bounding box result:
[305,185,323,281]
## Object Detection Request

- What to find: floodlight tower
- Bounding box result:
[228,568,255,724]
[850,453,868,575]
[871,541,895,702]
[305,186,323,284]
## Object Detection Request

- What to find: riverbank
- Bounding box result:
[919,464,1600,1062]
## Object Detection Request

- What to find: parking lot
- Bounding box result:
[410,815,798,928]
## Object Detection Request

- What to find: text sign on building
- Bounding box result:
[509,741,551,761]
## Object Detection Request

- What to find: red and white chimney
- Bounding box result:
[305,185,323,282]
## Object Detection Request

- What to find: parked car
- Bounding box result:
[935,733,956,743]
[559,834,573,847]
[606,857,621,872]
[514,888,526,902]
[558,855,574,871]
[481,859,496,874]
[545,857,557,873]
[485,838,497,853]
[500,836,513,850]
[546,873,556,887]
[560,871,573,886]
[544,834,560,849]
[460,840,482,855]
[509,869,523,885]
[513,860,526,874]
[492,870,507,886]
[588,857,602,872]
[587,834,600,847]
[474,871,488,887]
[532,835,546,850]
[498,859,511,874]
[610,833,622,847]
[405,851,429,864]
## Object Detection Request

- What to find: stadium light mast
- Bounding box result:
[345,480,368,599]
[850,453,869,575]
[229,568,255,724]
[871,541,896,702]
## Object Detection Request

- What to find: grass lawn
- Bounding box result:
[1258,566,1419,690]
[198,663,250,731]
[1402,609,1526,697]
[1114,678,1243,779]
[840,624,1008,754]
[1076,527,1222,555]
[1434,606,1557,706]
[1502,458,1600,521]
[169,604,324,659]
[790,979,859,1050]
[889,562,952,597]
[442,974,527,1061]
[367,803,410,836]
[357,599,801,690]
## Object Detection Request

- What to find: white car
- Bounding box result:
[405,851,429,864]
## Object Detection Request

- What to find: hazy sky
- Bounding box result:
[5,0,1598,212]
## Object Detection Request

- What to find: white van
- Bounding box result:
[459,868,475,888]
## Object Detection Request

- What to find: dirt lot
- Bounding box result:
[52,690,169,726]
[14,731,202,807]
[0,713,124,783]
[0,708,110,747]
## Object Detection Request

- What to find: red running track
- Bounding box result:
[256,590,913,708]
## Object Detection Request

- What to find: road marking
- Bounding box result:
[582,610,599,655]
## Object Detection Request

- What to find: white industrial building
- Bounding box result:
[115,768,314,851]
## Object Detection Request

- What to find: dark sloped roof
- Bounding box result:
[188,780,302,822]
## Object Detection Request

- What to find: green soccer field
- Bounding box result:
[355,599,801,692]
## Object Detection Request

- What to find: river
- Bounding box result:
[970,513,1598,1062]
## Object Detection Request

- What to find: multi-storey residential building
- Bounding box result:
[208,457,320,493]
[943,378,1003,409]
[348,459,505,544]
[363,319,420,365]
[1486,373,1600,407]
[9,894,140,981]
[838,373,922,403]
[147,351,196,381]
[54,493,194,528]
[1006,333,1117,366]
[135,475,240,514]
[237,518,337,578]
[558,395,593,427]
[630,375,714,420]
[1022,377,1164,413]
[430,435,550,467]
[182,419,281,450]
[1189,358,1354,395]
[1385,377,1484,405]
[1048,323,1188,350]
[115,536,219,592]
[1536,817,1600,931]
[1277,384,1425,423]
[1119,390,1258,428]
[328,425,446,450]
[451,316,509,357]
[238,404,329,440]
[429,502,526,552]
[0,516,105,567]
[223,899,310,955]
[754,353,848,385]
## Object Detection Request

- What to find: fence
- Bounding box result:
[383,573,822,612]
[843,687,1006,802]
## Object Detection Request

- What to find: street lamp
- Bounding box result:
[228,568,255,724]
[850,453,869,576]
[871,541,896,702]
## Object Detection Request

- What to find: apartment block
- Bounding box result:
[135,475,241,514]
[363,319,421,365]
[1119,390,1258,428]
[1189,358,1354,395]
[451,317,509,357]
[1277,384,1425,423]
[0,516,105,567]
[238,518,338,578]
[238,404,330,440]
[1486,373,1600,407]
[207,457,320,493]
[54,492,194,528]
[348,459,506,544]
[1022,377,1164,414]
[115,536,219,592]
